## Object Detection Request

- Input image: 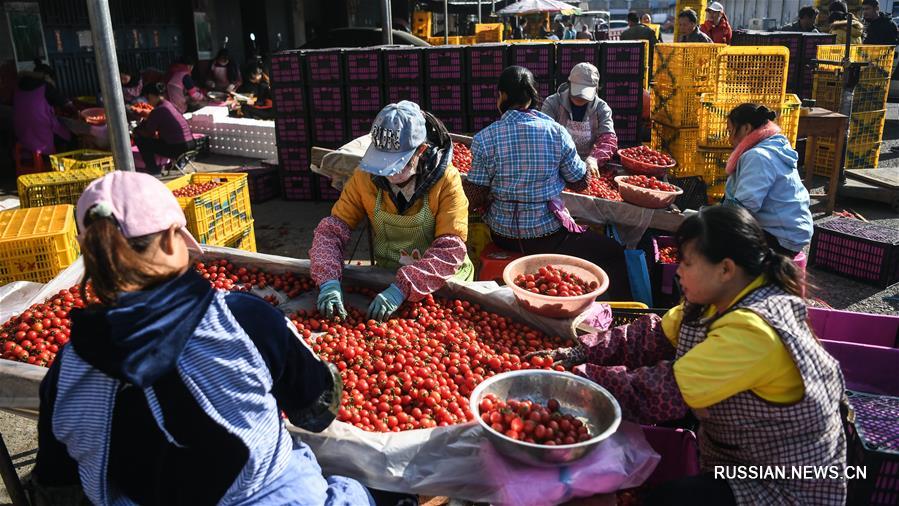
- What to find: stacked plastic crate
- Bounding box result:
[425,45,467,134]
[811,45,894,174]
[382,47,426,125]
[696,46,797,200]
[599,41,647,148]
[651,43,726,180]
[272,50,315,201]
[798,33,837,99]
[731,31,803,94]
[466,43,507,133]
[507,43,556,104]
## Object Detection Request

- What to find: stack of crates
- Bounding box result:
[651,43,726,176]
[17,167,108,208]
[508,43,556,101]
[799,33,837,98]
[382,46,426,124]
[811,45,894,174]
[466,43,507,132]
[475,23,504,43]
[271,50,314,201]
[413,11,432,39]
[0,205,80,284]
[48,149,114,172]
[425,45,467,133]
[600,41,648,147]
[673,0,707,42]
[165,173,255,251]
[730,31,804,94]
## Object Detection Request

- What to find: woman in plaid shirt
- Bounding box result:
[465,66,632,300]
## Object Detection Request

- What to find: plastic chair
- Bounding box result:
[14,144,44,176]
[477,243,522,283]
[163,149,200,177]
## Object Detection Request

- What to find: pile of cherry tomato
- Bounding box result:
[619,146,674,167]
[478,395,592,445]
[657,245,679,265]
[622,175,679,193]
[194,258,314,297]
[452,142,472,174]
[565,173,623,202]
[172,181,222,198]
[130,102,154,118]
[513,265,598,297]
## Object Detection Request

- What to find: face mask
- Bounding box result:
[387,162,417,185]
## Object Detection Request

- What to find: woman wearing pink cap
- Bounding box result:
[30,172,373,506]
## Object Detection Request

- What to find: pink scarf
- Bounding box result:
[726,122,782,175]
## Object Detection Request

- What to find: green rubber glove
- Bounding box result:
[366,284,405,322]
[317,280,346,319]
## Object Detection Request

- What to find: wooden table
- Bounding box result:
[798,108,849,215]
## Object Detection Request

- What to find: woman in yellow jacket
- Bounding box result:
[534,205,846,505]
[309,101,473,322]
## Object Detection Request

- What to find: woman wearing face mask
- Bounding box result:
[309,101,473,322]
[464,66,632,300]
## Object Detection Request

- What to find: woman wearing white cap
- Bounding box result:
[701,2,733,44]
[30,171,374,505]
[310,101,473,322]
[541,62,618,174]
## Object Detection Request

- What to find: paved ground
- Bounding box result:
[0,97,896,504]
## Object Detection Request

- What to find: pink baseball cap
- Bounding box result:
[76,171,202,252]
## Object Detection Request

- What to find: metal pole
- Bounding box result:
[86,0,133,171]
[478,0,482,23]
[444,0,449,44]
[381,0,393,44]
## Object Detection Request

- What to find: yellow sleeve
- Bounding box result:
[330,170,370,230]
[432,167,470,242]
[673,309,805,409]
[661,305,684,346]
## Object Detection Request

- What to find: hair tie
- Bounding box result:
[88,202,115,219]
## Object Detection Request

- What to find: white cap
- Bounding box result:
[569,62,600,101]
[706,2,724,12]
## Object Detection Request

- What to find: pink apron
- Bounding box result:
[12,83,70,155]
[166,68,191,113]
[211,65,230,91]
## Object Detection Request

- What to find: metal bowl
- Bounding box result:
[470,370,622,467]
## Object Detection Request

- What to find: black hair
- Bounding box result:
[243,63,264,78]
[32,58,55,80]
[829,1,848,12]
[799,6,819,19]
[727,103,777,131]
[627,12,640,23]
[861,0,879,7]
[422,110,451,150]
[678,8,698,23]
[497,65,540,113]
[215,48,230,60]
[141,81,166,98]
[829,10,847,22]
[675,206,805,299]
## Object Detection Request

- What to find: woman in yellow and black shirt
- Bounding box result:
[535,205,846,506]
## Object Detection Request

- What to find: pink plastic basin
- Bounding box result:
[503,254,609,319]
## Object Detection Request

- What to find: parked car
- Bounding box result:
[300,28,430,48]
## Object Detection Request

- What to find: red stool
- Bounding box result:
[477,243,522,283]
[14,144,45,176]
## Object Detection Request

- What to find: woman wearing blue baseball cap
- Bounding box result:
[309,101,473,322]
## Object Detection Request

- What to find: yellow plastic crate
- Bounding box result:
[49,149,114,172]
[651,84,707,128]
[812,71,890,113]
[212,221,256,252]
[673,0,707,41]
[165,172,253,245]
[698,93,802,149]
[696,148,732,200]
[17,167,107,208]
[810,138,883,176]
[0,205,80,284]
[651,124,701,177]
[816,45,895,84]
[475,23,504,43]
[715,46,789,102]
[848,109,886,146]
[653,43,726,87]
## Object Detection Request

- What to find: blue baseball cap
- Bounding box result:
[360,101,427,177]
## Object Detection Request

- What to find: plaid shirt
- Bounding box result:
[468,109,586,238]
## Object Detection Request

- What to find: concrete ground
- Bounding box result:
[0,99,896,505]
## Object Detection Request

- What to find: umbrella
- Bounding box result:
[497,0,580,15]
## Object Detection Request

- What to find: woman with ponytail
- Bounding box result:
[532,205,846,505]
[723,103,813,257]
[465,66,632,299]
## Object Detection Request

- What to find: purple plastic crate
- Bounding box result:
[440,115,466,134]
[600,41,645,77]
[271,51,303,85]
[612,110,641,147]
[347,84,383,115]
[809,217,899,287]
[427,83,465,113]
[308,86,345,114]
[343,48,382,82]
[426,47,465,81]
[466,44,507,82]
[508,44,555,79]
[317,174,342,201]
[468,113,499,133]
[229,166,280,203]
[383,48,424,81]
[277,145,310,174]
[348,116,375,138]
[311,116,348,147]
[556,42,601,81]
[468,82,497,112]
[273,86,305,115]
[535,79,554,101]
[282,172,316,201]
[304,50,343,83]
[810,307,899,348]
[845,391,899,506]
[731,32,802,88]
[385,83,423,104]
[275,116,309,145]
[601,79,641,111]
